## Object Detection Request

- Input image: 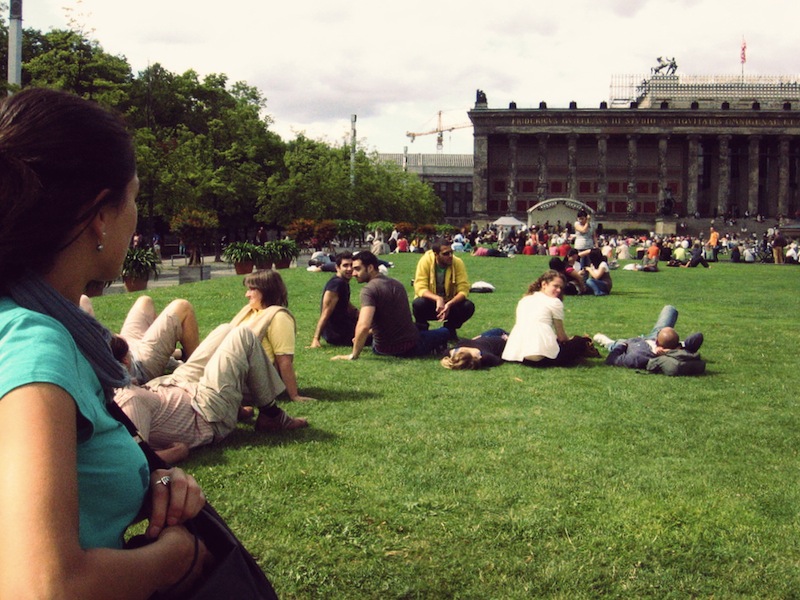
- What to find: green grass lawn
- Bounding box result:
[94,254,800,599]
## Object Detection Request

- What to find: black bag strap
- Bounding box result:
[107,398,171,472]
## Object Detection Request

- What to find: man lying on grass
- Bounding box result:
[593,304,704,370]
[113,324,308,463]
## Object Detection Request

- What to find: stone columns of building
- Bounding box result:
[747,135,760,218]
[567,134,579,199]
[472,133,489,216]
[657,135,669,211]
[687,135,700,217]
[778,136,791,218]
[716,135,731,217]
[536,133,549,203]
[507,134,519,212]
[596,134,608,214]
[626,134,639,214]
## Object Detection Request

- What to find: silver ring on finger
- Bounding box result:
[157,475,171,486]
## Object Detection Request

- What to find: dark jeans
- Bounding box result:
[412,297,475,335]
[523,336,593,367]
[688,255,710,268]
[373,327,450,357]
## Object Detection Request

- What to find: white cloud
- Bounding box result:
[18,0,800,154]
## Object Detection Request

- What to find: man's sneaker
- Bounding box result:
[683,332,704,354]
[593,333,614,348]
[255,408,309,433]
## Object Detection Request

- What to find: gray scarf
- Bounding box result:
[8,273,130,400]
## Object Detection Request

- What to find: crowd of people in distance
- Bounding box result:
[402,212,798,269]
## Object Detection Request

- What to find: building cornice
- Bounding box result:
[468,108,800,137]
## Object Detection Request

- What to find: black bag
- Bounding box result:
[109,402,278,600]
[163,503,278,600]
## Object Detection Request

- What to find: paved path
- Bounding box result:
[107,255,294,295]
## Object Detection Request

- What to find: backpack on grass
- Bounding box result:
[646,348,706,376]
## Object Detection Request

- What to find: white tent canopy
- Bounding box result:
[492,215,526,228]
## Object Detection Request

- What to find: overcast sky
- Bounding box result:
[19,0,800,154]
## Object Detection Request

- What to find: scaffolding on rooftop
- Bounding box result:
[609,74,800,108]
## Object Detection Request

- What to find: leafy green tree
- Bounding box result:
[336,219,365,246]
[260,139,442,226]
[24,29,132,105]
[169,208,219,265]
[260,135,350,225]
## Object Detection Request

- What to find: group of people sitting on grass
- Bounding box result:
[92,236,706,463]
[81,269,311,464]
[439,270,702,372]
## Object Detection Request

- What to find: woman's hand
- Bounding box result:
[146,468,206,539]
[155,525,212,595]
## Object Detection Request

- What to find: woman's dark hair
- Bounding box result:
[527,270,565,295]
[109,334,130,363]
[588,247,604,268]
[243,269,288,308]
[0,88,136,289]
[548,257,567,273]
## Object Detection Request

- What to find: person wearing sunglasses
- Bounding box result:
[412,239,475,340]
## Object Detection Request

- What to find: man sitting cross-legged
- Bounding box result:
[331,251,450,361]
[114,323,308,463]
[593,305,704,370]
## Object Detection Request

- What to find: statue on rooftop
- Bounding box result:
[652,56,677,76]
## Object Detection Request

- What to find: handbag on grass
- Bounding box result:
[108,401,279,600]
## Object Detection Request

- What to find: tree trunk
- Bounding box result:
[189,245,203,266]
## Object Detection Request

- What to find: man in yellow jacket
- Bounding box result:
[413,240,475,340]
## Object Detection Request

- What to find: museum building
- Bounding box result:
[468,75,800,229]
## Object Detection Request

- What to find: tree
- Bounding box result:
[24,29,132,105]
[259,138,443,226]
[260,136,351,225]
[129,68,284,249]
[169,208,219,265]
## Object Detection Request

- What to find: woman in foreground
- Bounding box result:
[0,88,207,597]
[502,270,598,367]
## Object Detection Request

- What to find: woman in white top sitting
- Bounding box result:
[502,270,598,367]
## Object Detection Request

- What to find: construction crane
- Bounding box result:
[406,110,472,152]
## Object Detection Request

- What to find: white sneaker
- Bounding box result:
[593,333,614,348]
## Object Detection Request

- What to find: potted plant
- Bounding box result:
[121,247,160,292]
[264,239,300,269]
[253,244,272,270]
[222,241,259,274]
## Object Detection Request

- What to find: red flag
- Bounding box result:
[741,38,747,64]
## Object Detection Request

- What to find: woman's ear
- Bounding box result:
[87,189,113,244]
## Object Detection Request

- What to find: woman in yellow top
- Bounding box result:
[231,269,315,402]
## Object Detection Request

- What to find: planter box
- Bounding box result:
[179,265,211,285]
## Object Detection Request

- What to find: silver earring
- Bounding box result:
[97,243,104,251]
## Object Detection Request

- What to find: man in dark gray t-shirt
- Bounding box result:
[331,251,449,360]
